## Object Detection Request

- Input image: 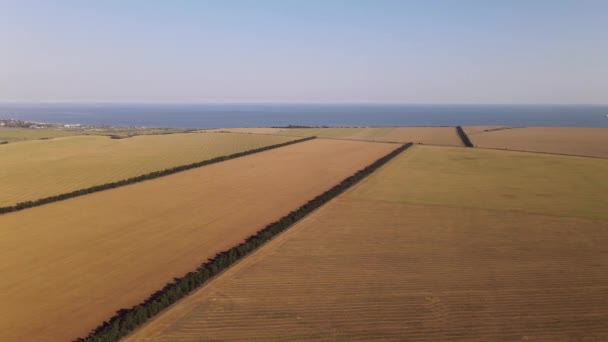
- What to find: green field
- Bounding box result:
[350,145,608,220]
[0,132,297,206]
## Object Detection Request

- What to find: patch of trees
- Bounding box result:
[455,126,474,147]
[0,136,315,216]
[74,142,413,342]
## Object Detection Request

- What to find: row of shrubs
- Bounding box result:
[455,126,474,147]
[0,136,315,215]
[75,142,413,342]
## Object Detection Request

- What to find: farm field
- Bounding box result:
[0,127,83,142]
[0,127,194,143]
[126,145,608,341]
[0,138,395,342]
[0,132,297,207]
[208,127,288,134]
[466,127,608,158]
[279,127,463,146]
[349,145,608,220]
[462,125,512,135]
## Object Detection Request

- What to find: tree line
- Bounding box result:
[455,126,474,147]
[74,142,413,342]
[0,136,315,215]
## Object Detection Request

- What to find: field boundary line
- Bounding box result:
[74,142,413,342]
[466,126,521,135]
[212,131,406,145]
[422,142,608,159]
[455,125,474,147]
[289,136,404,144]
[473,146,608,160]
[0,136,315,216]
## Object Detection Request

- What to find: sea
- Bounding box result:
[1,103,607,128]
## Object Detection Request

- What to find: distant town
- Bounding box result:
[0,118,153,131]
[0,118,84,129]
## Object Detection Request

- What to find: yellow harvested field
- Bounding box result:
[0,132,297,206]
[208,127,288,134]
[350,145,608,220]
[0,138,395,342]
[126,203,608,342]
[469,127,608,158]
[280,127,463,146]
[127,146,608,341]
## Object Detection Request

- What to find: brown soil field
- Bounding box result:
[126,146,608,341]
[469,127,608,158]
[0,139,395,342]
[280,127,463,146]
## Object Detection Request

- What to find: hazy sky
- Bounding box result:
[1,1,606,104]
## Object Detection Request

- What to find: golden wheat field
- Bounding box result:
[0,138,395,342]
[467,127,608,158]
[0,132,297,207]
[126,145,608,341]
[349,145,608,220]
[279,127,463,146]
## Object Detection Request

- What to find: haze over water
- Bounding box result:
[1,104,607,129]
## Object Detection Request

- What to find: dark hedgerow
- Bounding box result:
[74,142,413,342]
[0,136,315,215]
[455,126,474,147]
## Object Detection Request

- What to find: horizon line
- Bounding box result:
[1,101,608,106]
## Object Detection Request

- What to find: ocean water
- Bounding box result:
[1,104,607,128]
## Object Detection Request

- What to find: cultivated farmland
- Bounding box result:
[208,127,288,134]
[0,138,395,342]
[126,145,608,341]
[280,127,463,146]
[349,145,608,220]
[466,127,608,158]
[0,132,297,206]
[462,125,512,135]
[0,127,194,143]
[0,127,83,142]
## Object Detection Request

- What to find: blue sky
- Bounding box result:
[1,0,606,104]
